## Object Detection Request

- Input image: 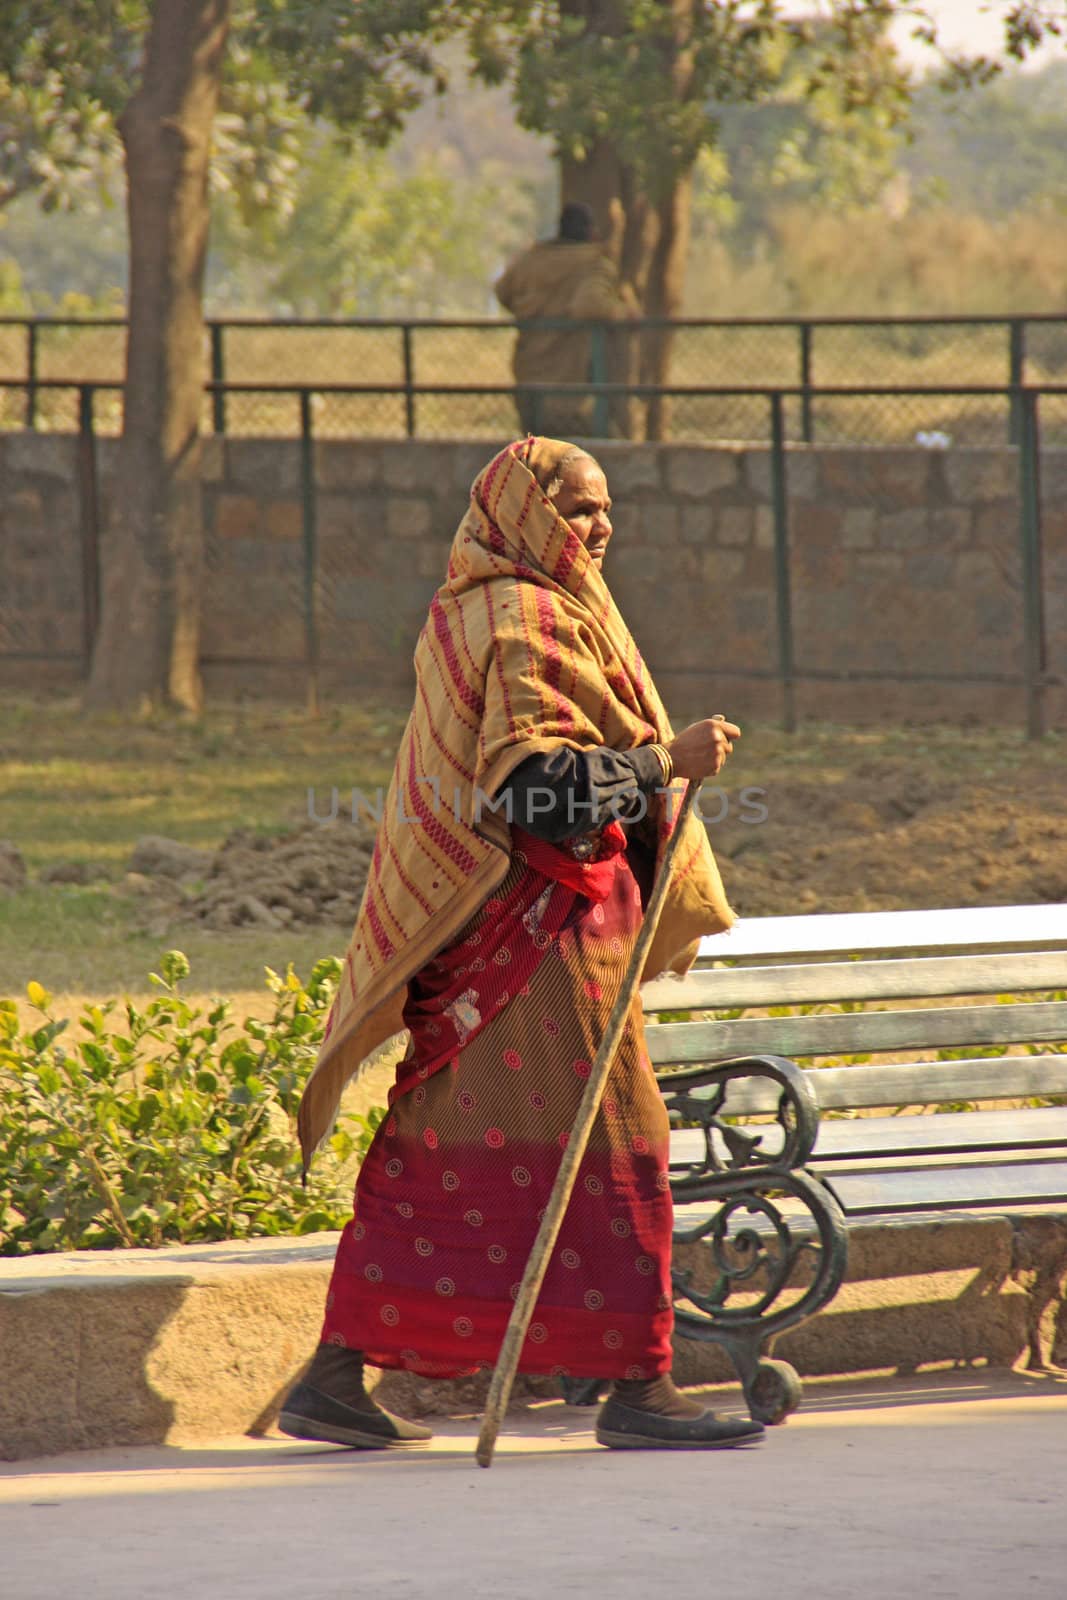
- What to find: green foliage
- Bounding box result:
[906,61,1067,217]
[5,2,1067,322]
[0,255,29,313]
[0,1,328,227]
[0,192,128,310]
[684,200,1067,319]
[0,0,139,209]
[696,25,907,245]
[396,1,915,209]
[210,126,536,316]
[0,1,973,219]
[0,953,379,1255]
[992,2,1065,64]
[243,0,458,147]
[685,50,1067,318]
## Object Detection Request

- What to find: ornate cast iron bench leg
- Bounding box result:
[662,1055,849,1425]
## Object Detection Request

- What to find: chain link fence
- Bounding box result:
[800,388,1019,448]
[4,314,1067,444]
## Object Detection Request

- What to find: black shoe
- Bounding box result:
[278,1380,433,1449]
[595,1395,765,1451]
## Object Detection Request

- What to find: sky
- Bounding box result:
[887,0,1063,70]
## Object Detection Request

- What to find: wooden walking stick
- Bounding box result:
[476,781,699,1467]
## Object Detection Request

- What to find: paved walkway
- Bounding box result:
[3,1371,1066,1600]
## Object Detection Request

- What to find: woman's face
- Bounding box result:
[552,457,613,567]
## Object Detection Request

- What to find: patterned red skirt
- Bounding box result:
[321,830,674,1380]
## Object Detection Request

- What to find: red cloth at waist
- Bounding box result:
[397,823,628,1095]
[510,821,627,904]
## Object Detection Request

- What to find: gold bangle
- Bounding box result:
[649,742,673,787]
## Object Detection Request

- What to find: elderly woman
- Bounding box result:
[281,437,761,1452]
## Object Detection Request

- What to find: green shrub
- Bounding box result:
[0,951,379,1255]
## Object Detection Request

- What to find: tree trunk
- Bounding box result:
[558,0,693,440]
[561,148,690,441]
[641,173,692,441]
[639,0,694,441]
[85,0,229,713]
[561,141,643,439]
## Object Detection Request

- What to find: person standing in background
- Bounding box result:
[495,203,637,438]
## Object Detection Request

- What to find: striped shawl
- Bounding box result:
[298,437,733,1167]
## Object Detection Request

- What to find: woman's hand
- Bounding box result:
[667,716,740,781]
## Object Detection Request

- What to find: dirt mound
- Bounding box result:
[175,820,376,932]
[98,762,1067,934]
[716,767,1067,917]
[167,758,1062,928]
[39,860,111,885]
[129,835,213,880]
[105,822,373,935]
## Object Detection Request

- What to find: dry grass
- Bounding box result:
[0,694,408,875]
[2,691,1062,1008]
[0,692,409,1001]
[2,693,1062,1150]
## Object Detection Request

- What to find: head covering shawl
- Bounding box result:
[298,436,733,1167]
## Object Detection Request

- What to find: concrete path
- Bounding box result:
[3,1370,1066,1600]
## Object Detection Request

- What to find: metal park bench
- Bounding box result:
[643,905,1067,1426]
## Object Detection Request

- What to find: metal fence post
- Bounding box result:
[299,389,321,716]
[770,391,798,733]
[26,321,39,430]
[799,323,814,444]
[76,385,101,671]
[590,322,609,437]
[1008,320,1025,446]
[210,323,227,435]
[1017,387,1047,740]
[402,324,416,438]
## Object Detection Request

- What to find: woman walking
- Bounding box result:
[281,436,761,1451]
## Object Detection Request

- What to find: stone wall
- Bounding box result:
[0,433,87,669]
[2,432,1064,725]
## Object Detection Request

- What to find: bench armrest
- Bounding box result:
[658,1053,819,1195]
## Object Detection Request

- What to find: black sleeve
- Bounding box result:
[501,745,665,842]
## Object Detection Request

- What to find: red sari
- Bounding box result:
[321,826,674,1381]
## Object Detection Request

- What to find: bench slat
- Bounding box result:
[642,951,1067,1014]
[648,1001,1067,1065]
[697,905,1067,963]
[826,1160,1067,1215]
[659,906,1067,1236]
[670,1163,1067,1223]
[672,1197,817,1235]
[669,1107,1067,1168]
[662,1055,1067,1114]
[808,1057,1067,1111]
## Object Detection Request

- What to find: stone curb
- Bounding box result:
[3,1216,1066,1461]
